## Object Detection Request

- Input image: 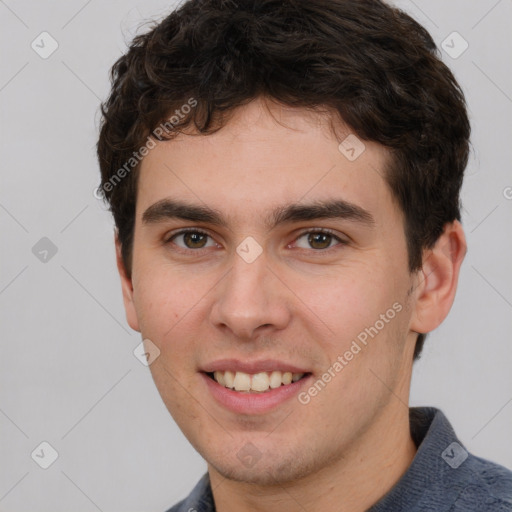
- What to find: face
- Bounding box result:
[120,97,420,485]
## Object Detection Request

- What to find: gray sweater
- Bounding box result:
[166,407,512,511]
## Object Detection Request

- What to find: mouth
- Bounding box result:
[205,370,311,393]
[200,359,313,414]
[200,362,313,414]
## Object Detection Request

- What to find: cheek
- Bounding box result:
[307,267,399,341]
[300,260,411,391]
[131,257,228,376]
[131,262,198,347]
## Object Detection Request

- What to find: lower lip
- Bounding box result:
[201,373,312,414]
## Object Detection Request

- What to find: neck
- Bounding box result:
[210,401,417,512]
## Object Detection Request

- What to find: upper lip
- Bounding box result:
[201,358,310,374]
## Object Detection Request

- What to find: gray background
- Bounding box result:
[1,0,511,511]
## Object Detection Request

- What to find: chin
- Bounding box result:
[206,445,325,486]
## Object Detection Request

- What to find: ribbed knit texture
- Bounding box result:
[166,408,512,512]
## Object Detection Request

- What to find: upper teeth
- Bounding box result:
[213,370,304,392]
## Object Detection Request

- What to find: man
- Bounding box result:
[96,0,512,510]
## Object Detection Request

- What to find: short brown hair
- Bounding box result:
[97,0,471,359]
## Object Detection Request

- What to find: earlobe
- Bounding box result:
[410,221,467,335]
[115,234,140,332]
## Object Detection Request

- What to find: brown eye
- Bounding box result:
[169,230,215,250]
[294,229,346,251]
[307,232,333,250]
[182,232,208,248]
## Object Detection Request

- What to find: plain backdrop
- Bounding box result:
[1,0,511,511]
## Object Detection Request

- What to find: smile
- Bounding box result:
[208,370,307,393]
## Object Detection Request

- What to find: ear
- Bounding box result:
[410,220,467,334]
[115,234,140,332]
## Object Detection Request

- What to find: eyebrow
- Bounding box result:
[142,198,375,230]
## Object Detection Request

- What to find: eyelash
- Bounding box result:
[164,227,347,254]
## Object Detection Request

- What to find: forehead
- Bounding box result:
[136,98,396,227]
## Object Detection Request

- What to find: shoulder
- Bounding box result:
[164,500,184,512]
[165,496,210,512]
[164,496,192,512]
[163,473,213,512]
[450,453,512,511]
[386,407,512,512]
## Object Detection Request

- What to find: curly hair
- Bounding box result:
[97,0,471,360]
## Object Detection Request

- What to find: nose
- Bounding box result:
[209,246,292,340]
